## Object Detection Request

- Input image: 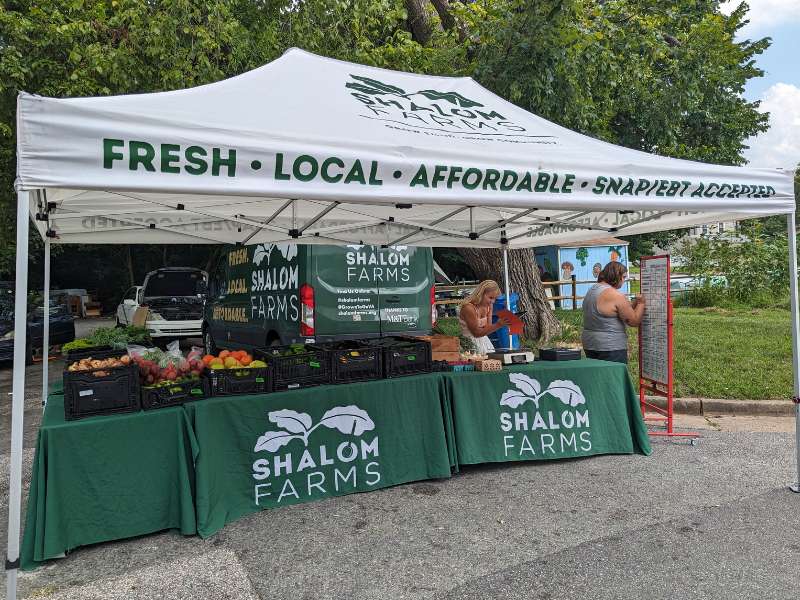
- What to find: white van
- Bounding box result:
[117,268,208,340]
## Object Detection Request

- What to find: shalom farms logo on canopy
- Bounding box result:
[498,373,592,457]
[251,405,381,505]
[345,74,546,140]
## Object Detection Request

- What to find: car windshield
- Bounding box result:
[144,271,204,297]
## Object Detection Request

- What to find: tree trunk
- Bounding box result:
[429,0,455,32]
[458,248,561,342]
[404,0,432,44]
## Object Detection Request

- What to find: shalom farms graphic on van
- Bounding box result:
[251,405,381,506]
[250,243,300,323]
[498,373,592,457]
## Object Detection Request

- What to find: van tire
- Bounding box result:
[203,327,217,356]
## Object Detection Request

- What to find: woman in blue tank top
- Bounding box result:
[581,262,645,364]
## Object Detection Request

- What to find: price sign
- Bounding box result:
[639,255,670,385]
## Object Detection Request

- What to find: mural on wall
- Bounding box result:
[559,244,629,309]
[534,247,559,281]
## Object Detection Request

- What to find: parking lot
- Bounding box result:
[1,323,799,599]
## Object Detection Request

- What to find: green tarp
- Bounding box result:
[443,360,651,465]
[21,360,649,569]
[20,395,198,570]
[183,373,453,537]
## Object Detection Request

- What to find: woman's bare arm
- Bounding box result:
[461,303,507,337]
[616,293,645,327]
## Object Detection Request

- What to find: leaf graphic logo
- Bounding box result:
[345,74,484,108]
[499,374,586,409]
[252,243,298,266]
[254,405,375,453]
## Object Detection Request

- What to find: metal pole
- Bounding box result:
[6,190,30,600]
[786,212,800,493]
[502,246,511,310]
[41,238,50,408]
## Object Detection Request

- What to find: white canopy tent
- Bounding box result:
[7,48,797,598]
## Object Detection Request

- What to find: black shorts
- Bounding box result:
[584,348,628,364]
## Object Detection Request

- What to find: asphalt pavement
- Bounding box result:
[0,320,798,599]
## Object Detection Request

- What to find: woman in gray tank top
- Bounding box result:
[581,261,645,364]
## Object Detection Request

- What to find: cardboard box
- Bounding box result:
[432,351,461,362]
[421,335,460,353]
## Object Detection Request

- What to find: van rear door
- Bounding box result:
[311,245,382,338]
[376,246,433,334]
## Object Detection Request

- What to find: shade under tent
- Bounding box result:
[7,48,797,600]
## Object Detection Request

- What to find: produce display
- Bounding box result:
[130,346,206,387]
[66,354,131,377]
[60,331,505,419]
[64,326,151,353]
[202,350,267,371]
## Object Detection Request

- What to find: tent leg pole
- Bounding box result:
[503,247,511,310]
[6,190,30,600]
[786,212,800,493]
[41,239,50,408]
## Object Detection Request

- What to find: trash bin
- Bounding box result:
[489,292,519,350]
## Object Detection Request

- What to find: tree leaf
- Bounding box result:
[415,89,483,108]
[499,389,534,409]
[268,409,312,434]
[318,405,375,436]
[510,373,541,398]
[254,430,301,452]
[349,74,406,96]
[544,380,586,407]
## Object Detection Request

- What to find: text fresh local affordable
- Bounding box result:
[101,140,779,199]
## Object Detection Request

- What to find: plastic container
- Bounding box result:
[489,292,519,350]
[539,348,582,361]
[141,377,208,410]
[205,367,271,396]
[366,336,432,378]
[64,363,140,421]
[311,341,382,384]
[256,345,330,391]
[64,345,119,363]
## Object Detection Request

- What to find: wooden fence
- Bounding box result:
[435,276,595,311]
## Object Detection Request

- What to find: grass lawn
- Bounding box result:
[438,308,794,400]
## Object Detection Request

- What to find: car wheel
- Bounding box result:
[204,328,217,356]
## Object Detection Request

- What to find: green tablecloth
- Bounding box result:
[21,360,648,568]
[20,395,199,570]
[183,373,453,537]
[442,359,651,465]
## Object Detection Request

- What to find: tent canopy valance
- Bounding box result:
[15,48,794,248]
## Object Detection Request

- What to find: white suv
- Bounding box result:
[117,268,207,340]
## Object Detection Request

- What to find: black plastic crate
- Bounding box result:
[141,376,208,410]
[539,348,582,361]
[366,336,432,378]
[64,364,140,421]
[310,341,382,384]
[64,345,119,363]
[256,345,330,391]
[205,367,271,396]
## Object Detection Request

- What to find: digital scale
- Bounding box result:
[487,349,535,365]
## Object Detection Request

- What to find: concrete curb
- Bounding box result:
[644,395,795,417]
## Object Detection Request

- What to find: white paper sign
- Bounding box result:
[639,256,670,384]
